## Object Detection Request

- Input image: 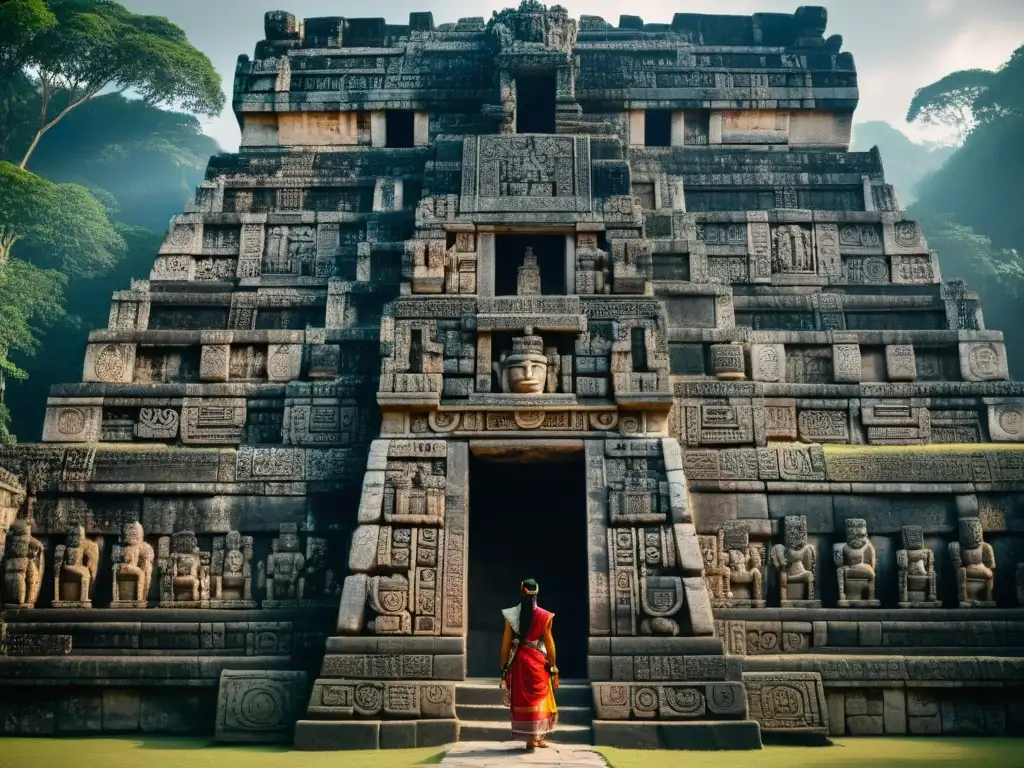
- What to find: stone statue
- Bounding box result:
[719,522,764,607]
[2,520,44,608]
[771,516,819,607]
[211,531,255,608]
[517,246,541,296]
[897,525,939,608]
[259,523,306,604]
[495,334,549,394]
[833,518,879,608]
[949,517,995,608]
[111,521,154,607]
[160,530,209,605]
[53,525,100,607]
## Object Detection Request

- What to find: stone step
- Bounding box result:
[458,721,593,744]
[457,704,594,726]
[457,680,592,708]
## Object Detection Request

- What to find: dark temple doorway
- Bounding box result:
[495,234,567,296]
[467,453,589,680]
[516,73,557,134]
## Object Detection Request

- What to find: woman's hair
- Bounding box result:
[517,579,538,638]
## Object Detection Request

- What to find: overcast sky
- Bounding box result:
[122,0,1024,151]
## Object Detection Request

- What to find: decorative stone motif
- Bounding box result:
[214,670,308,743]
[710,344,745,381]
[771,516,819,607]
[52,525,100,608]
[833,519,879,608]
[744,672,828,735]
[949,517,995,608]
[885,345,917,381]
[2,520,44,608]
[750,344,785,382]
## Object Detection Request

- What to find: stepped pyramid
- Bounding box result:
[2,2,1024,748]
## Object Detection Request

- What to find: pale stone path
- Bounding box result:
[441,741,607,768]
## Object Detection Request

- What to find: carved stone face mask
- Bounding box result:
[506,354,548,393]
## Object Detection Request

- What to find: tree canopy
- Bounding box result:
[906,68,995,145]
[0,0,224,169]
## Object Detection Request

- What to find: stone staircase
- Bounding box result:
[455,679,594,744]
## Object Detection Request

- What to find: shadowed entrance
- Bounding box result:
[466,453,589,680]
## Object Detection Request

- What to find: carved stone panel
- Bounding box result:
[43,406,103,443]
[460,135,592,214]
[214,670,308,743]
[886,345,917,381]
[750,344,786,383]
[83,343,136,384]
[989,403,1024,442]
[959,342,1009,382]
[744,672,828,735]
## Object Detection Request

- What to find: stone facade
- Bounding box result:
[2,2,1024,750]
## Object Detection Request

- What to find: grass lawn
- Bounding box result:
[1,736,1024,768]
[599,737,1024,768]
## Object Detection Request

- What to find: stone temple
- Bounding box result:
[2,1,1024,749]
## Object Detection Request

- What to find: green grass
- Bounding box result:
[598,737,1024,768]
[1,736,1023,768]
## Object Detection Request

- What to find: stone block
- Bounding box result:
[589,655,612,680]
[379,720,417,749]
[859,622,882,646]
[959,341,1009,381]
[750,344,785,382]
[83,342,136,383]
[593,720,762,750]
[885,345,916,381]
[267,344,303,382]
[744,672,828,734]
[416,719,459,747]
[827,691,845,736]
[906,692,939,717]
[432,654,465,680]
[989,404,1024,442]
[294,720,379,750]
[102,690,140,731]
[909,714,942,735]
[214,670,308,743]
[42,405,103,443]
[846,714,884,735]
[337,574,368,634]
[140,691,206,733]
[56,693,103,733]
[883,689,907,735]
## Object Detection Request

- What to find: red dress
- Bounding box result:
[505,606,558,739]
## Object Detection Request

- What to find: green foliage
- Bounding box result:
[0,161,124,276]
[906,68,995,144]
[973,44,1024,123]
[1,0,225,168]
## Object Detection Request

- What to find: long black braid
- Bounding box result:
[517,578,539,639]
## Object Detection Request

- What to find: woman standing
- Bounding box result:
[499,578,559,749]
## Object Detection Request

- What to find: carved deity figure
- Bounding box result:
[495,334,549,394]
[773,225,815,274]
[897,525,939,608]
[771,516,819,606]
[54,525,100,606]
[517,246,541,296]
[949,517,996,608]
[212,531,254,606]
[719,523,764,607]
[112,522,154,606]
[260,523,306,603]
[161,531,209,604]
[2,520,44,608]
[833,518,879,607]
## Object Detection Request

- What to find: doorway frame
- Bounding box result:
[474,227,577,299]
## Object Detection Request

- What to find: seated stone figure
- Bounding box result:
[719,522,764,607]
[160,530,209,605]
[834,518,879,608]
[53,525,100,607]
[771,516,819,607]
[495,334,549,394]
[897,525,939,608]
[211,531,254,607]
[949,517,996,608]
[517,246,541,296]
[2,520,44,608]
[111,521,154,606]
[260,523,306,604]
